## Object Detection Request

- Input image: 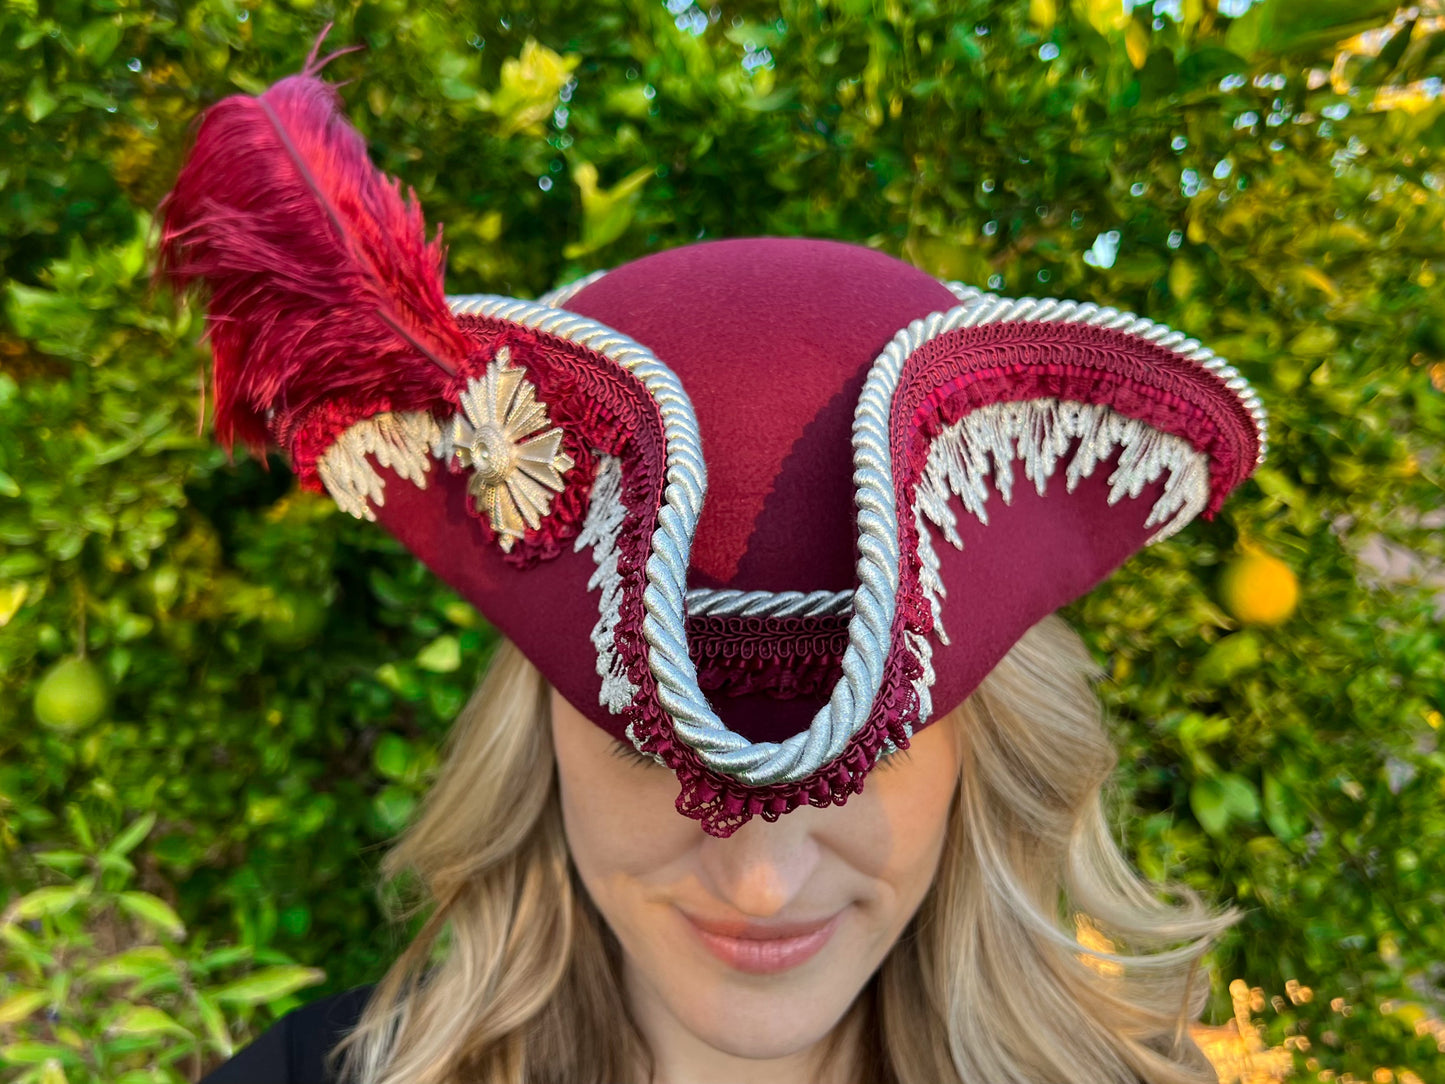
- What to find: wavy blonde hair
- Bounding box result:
[332,615,1232,1084]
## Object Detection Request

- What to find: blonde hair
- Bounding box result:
[332,615,1231,1084]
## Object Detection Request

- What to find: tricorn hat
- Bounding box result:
[160,63,1267,836]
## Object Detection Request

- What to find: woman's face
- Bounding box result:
[550,689,961,1067]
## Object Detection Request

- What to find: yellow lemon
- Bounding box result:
[1219,549,1299,626]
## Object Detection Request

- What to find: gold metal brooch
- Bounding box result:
[447,347,575,551]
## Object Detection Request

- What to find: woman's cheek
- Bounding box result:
[550,689,700,888]
[815,719,961,891]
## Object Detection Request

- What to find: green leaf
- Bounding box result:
[0,924,55,967]
[0,1042,81,1066]
[564,163,653,259]
[1168,258,1199,301]
[1289,324,1339,357]
[1217,772,1261,822]
[1251,468,1308,509]
[372,786,417,832]
[1073,0,1130,37]
[414,634,461,674]
[1355,18,1415,83]
[486,39,580,136]
[3,887,83,924]
[0,580,26,625]
[1226,0,1400,59]
[76,19,122,65]
[115,891,185,939]
[1192,631,1263,685]
[1190,773,1260,836]
[372,733,415,780]
[32,850,88,875]
[1262,772,1308,843]
[193,991,233,1056]
[24,78,58,123]
[63,806,94,852]
[194,946,253,974]
[105,813,157,859]
[97,852,137,878]
[1190,775,1231,836]
[210,966,325,1006]
[1177,45,1248,89]
[107,1005,191,1038]
[0,990,49,1025]
[84,945,175,984]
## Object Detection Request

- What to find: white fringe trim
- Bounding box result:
[909,398,1209,711]
[573,455,638,714]
[315,412,443,521]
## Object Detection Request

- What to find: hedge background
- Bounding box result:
[1,0,1443,1080]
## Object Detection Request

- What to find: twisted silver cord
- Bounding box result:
[535,269,610,309]
[686,588,852,619]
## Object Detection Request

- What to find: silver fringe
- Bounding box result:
[315,412,442,521]
[906,398,1209,721]
[914,399,1210,554]
[573,455,637,713]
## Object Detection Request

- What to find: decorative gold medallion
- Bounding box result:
[447,347,575,551]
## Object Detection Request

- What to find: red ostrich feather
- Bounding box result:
[158,39,468,454]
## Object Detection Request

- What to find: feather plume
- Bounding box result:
[159,55,468,453]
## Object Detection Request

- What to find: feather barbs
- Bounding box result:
[159,65,467,454]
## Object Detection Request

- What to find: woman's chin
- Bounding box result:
[637,927,869,1061]
[663,986,856,1061]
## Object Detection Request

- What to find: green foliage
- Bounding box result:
[1,0,1442,1077]
[0,804,322,1082]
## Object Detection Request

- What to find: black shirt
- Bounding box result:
[199,985,375,1084]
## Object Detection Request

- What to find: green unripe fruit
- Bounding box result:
[33,655,109,732]
[261,592,327,648]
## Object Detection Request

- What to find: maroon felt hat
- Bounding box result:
[159,68,1267,836]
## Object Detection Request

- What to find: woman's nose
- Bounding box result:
[696,808,823,918]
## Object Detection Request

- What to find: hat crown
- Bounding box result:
[566,238,960,593]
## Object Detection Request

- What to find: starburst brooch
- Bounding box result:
[446,347,575,551]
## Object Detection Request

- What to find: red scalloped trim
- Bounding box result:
[689,613,848,700]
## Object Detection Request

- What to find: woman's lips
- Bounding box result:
[681,911,842,974]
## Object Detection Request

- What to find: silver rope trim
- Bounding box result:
[940,283,1269,466]
[686,588,852,619]
[535,268,610,309]
[944,281,990,305]
[837,292,1264,771]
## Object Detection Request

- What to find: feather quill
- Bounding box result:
[159,52,468,453]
